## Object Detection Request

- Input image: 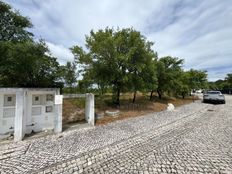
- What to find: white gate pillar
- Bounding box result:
[54,95,63,133]
[14,90,26,141]
[85,93,95,126]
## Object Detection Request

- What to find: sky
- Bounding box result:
[3,0,232,81]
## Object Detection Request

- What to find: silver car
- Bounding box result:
[203,91,225,104]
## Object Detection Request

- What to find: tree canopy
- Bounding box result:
[209,73,232,91]
[0,40,60,87]
[58,61,77,92]
[71,28,157,105]
[225,73,232,86]
[156,56,184,99]
[0,1,33,42]
[186,69,208,90]
[0,1,63,88]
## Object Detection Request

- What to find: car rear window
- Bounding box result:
[207,91,221,94]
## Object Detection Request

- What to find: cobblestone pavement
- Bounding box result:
[0,95,232,174]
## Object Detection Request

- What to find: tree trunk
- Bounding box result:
[157,89,162,99]
[150,90,154,101]
[133,91,137,103]
[182,93,185,99]
[116,88,120,106]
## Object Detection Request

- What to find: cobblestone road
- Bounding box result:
[0,95,232,174]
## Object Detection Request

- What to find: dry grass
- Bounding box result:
[95,95,196,125]
[62,98,85,124]
[62,93,198,126]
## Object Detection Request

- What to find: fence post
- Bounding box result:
[54,95,63,133]
[85,93,95,126]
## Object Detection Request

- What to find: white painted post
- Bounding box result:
[85,93,95,126]
[54,95,63,133]
[85,94,89,122]
[14,90,25,141]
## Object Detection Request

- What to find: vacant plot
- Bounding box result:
[62,93,197,125]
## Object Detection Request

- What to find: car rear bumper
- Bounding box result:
[203,99,225,104]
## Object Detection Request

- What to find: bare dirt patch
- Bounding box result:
[62,98,85,124]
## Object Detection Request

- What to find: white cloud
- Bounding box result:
[46,42,74,65]
[3,0,232,81]
[146,0,232,80]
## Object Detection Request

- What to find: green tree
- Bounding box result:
[0,40,60,87]
[208,81,217,90]
[0,1,61,88]
[118,30,157,103]
[214,79,226,90]
[225,73,232,87]
[156,56,184,99]
[71,28,157,105]
[0,1,33,41]
[186,69,208,91]
[175,71,191,99]
[59,61,77,89]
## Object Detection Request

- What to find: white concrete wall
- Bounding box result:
[0,88,62,141]
[26,91,58,134]
[0,93,15,139]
